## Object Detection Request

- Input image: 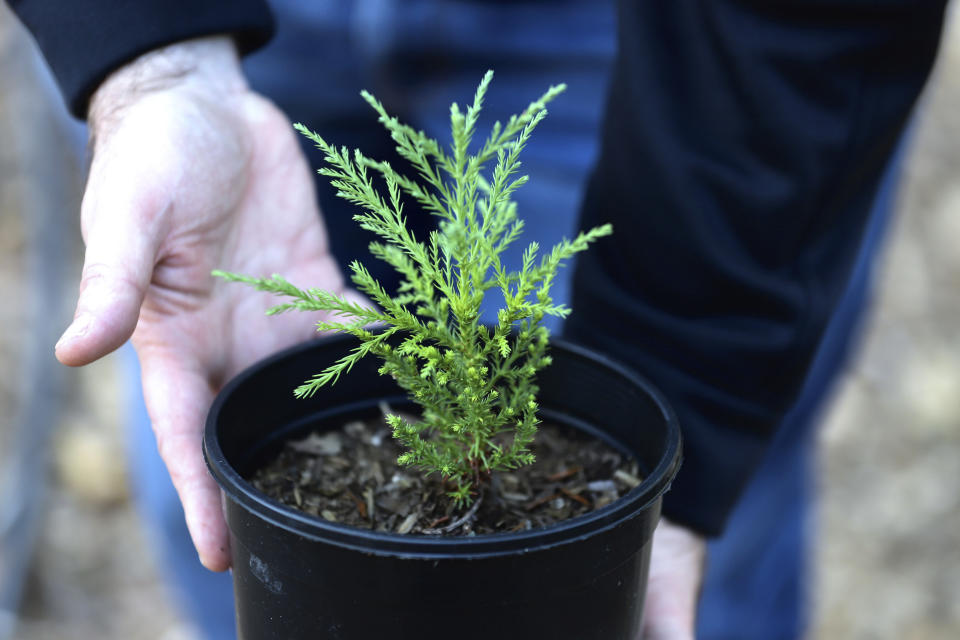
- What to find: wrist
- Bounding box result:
[88,36,248,130]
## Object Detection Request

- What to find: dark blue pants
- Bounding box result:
[125,2,901,637]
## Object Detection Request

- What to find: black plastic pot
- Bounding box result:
[204,335,681,640]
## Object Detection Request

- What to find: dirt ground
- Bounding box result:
[1,6,958,640]
[812,7,960,637]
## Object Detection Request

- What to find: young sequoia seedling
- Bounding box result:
[215,72,611,507]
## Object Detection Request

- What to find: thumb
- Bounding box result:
[55,193,166,366]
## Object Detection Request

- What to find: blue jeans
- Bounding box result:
[125,1,895,637]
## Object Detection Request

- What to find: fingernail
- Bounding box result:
[56,314,94,350]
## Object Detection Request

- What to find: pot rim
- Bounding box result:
[204,335,682,558]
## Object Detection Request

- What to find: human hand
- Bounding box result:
[55,36,359,571]
[640,518,707,639]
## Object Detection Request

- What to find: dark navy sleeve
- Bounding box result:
[565,0,946,535]
[7,0,274,118]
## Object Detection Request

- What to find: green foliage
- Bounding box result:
[215,72,611,505]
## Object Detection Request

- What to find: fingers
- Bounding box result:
[641,519,707,640]
[139,349,232,571]
[56,177,169,367]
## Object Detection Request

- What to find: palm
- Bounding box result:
[64,87,350,570]
[132,92,343,376]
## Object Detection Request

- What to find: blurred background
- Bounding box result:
[0,3,957,639]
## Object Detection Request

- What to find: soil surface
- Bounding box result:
[251,414,642,536]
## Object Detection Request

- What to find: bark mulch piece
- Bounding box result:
[250,412,642,536]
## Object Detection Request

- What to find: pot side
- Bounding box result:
[204,335,681,640]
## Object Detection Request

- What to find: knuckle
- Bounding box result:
[79,261,145,298]
[153,428,174,466]
[153,428,201,492]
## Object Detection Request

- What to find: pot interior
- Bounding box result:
[205,334,681,554]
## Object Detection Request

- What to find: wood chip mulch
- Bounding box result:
[250,411,642,536]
